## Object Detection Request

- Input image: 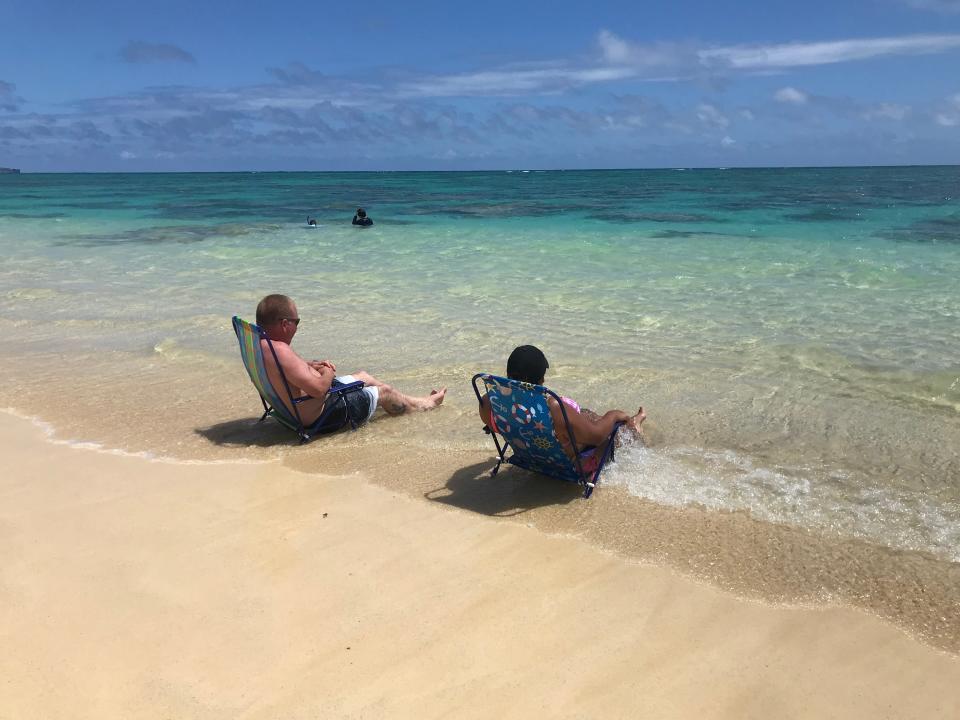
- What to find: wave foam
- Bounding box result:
[1,407,272,467]
[606,442,960,563]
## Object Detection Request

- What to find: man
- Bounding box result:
[255,294,445,431]
[352,208,373,226]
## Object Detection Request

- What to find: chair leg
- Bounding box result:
[259,410,270,423]
[582,422,622,499]
[491,459,502,477]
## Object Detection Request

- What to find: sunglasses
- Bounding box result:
[283,317,301,326]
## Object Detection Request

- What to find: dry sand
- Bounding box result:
[1,412,958,719]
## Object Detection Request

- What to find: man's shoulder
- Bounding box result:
[261,339,303,364]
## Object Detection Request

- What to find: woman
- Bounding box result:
[478,345,645,473]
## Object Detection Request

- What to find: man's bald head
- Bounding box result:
[256,294,295,327]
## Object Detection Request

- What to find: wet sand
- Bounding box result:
[2,349,959,655]
[2,412,959,719]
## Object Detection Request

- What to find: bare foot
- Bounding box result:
[629,406,646,431]
[409,387,447,411]
[428,387,447,408]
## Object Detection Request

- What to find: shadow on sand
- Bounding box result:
[425,458,582,517]
[196,422,582,516]
[194,417,302,448]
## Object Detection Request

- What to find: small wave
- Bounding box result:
[151,337,233,369]
[606,442,960,563]
[4,287,66,301]
[2,407,272,467]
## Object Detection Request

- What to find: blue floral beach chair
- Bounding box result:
[472,373,622,498]
[232,316,365,442]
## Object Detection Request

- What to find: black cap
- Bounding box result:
[506,345,548,384]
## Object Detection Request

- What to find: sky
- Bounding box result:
[2,0,960,171]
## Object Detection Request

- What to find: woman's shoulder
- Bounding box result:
[546,394,581,414]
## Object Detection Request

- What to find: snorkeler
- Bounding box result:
[307,217,317,226]
[352,208,373,226]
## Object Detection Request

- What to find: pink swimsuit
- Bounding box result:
[559,396,580,413]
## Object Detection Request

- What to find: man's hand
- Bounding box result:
[309,360,337,373]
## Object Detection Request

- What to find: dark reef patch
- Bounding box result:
[56,223,269,247]
[875,214,960,244]
[588,211,723,224]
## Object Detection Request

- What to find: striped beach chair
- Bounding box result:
[232,316,365,443]
[471,373,622,498]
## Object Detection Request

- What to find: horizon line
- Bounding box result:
[4,162,960,175]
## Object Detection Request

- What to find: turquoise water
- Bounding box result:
[1,168,959,562]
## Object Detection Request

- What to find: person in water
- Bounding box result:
[478,345,645,472]
[307,217,317,226]
[352,208,373,226]
[256,294,445,431]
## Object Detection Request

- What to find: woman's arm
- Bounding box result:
[478,393,493,428]
[555,402,630,448]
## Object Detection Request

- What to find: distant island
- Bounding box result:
[0,167,21,174]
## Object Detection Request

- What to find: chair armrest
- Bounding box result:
[292,380,365,404]
[329,380,365,395]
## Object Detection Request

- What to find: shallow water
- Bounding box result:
[1,168,959,645]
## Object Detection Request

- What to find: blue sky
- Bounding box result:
[2,0,960,171]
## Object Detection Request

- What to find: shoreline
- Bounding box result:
[3,368,960,655]
[2,410,959,718]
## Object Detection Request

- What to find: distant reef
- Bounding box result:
[0,167,21,174]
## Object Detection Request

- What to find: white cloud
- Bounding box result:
[721,135,736,147]
[739,108,755,121]
[597,29,634,64]
[774,87,809,104]
[596,30,700,73]
[933,93,960,125]
[699,34,960,70]
[696,103,729,128]
[119,150,137,159]
[403,31,960,100]
[863,103,911,121]
[398,66,636,98]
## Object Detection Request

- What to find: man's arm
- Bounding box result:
[273,344,336,398]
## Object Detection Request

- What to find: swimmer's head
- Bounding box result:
[356,208,366,218]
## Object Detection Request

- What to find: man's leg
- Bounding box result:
[349,371,446,415]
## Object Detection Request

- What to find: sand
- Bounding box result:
[1,411,958,719]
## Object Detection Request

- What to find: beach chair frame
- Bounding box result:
[232,316,365,443]
[472,373,622,499]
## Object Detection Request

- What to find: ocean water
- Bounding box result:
[2,168,959,641]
